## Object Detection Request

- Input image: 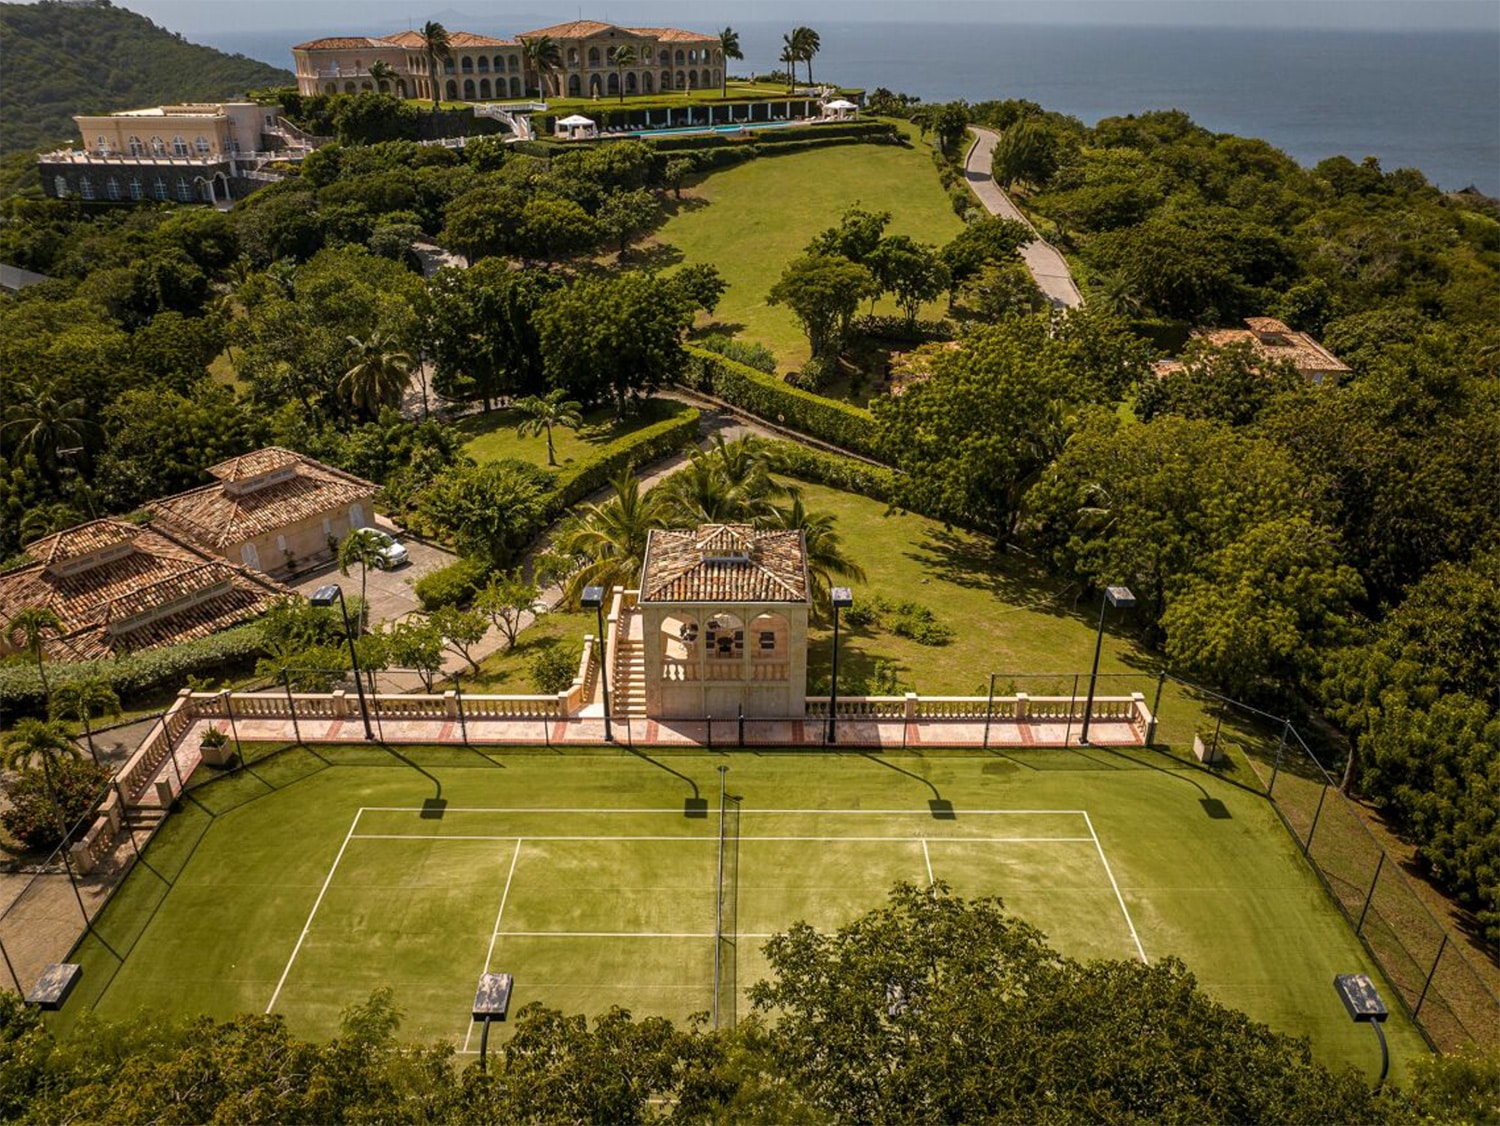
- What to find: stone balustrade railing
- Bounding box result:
[805,692,1153,733]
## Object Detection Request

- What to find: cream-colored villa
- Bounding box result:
[612,524,811,720]
[293,20,724,102]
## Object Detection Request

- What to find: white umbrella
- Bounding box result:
[824,99,858,110]
[558,114,596,126]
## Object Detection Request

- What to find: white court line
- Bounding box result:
[266,808,362,1014]
[922,839,934,885]
[1083,811,1148,964]
[502,930,715,938]
[349,833,1093,844]
[462,839,523,1052]
[359,806,1089,816]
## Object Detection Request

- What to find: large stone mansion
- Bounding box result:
[293,19,725,103]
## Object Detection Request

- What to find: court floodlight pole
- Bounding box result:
[1079,585,1135,746]
[827,588,853,745]
[310,584,374,740]
[581,586,612,743]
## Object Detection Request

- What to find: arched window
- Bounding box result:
[607,45,617,64]
[509,54,519,72]
[153,176,168,200]
[567,47,578,64]
[95,136,110,155]
[642,46,653,62]
[477,55,489,71]
[660,69,671,90]
[461,55,473,72]
[150,136,166,155]
[625,71,637,94]
[79,177,95,200]
[676,69,686,89]
[479,77,491,98]
[588,46,601,66]
[509,76,521,97]
[128,135,144,155]
[607,72,620,96]
[643,71,654,94]
[53,175,69,197]
[129,176,143,200]
[345,81,356,93]
[675,49,685,65]
[463,78,475,99]
[360,81,372,91]
[195,136,211,154]
[445,79,457,99]
[443,58,454,73]
[172,135,188,156]
[325,82,337,94]
[176,178,194,201]
[106,176,121,200]
[568,74,581,97]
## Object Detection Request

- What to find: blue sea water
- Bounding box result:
[212,21,1500,193]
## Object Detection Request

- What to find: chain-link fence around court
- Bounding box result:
[1159,673,1499,1055]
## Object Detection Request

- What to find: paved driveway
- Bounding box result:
[289,538,456,626]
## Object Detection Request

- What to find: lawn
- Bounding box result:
[58,742,1425,1081]
[455,609,594,693]
[656,126,964,367]
[456,397,692,471]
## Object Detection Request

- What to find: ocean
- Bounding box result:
[211,21,1499,194]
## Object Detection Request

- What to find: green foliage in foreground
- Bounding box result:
[7,886,1456,1124]
[0,1,293,158]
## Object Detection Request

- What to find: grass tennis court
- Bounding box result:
[57,742,1425,1079]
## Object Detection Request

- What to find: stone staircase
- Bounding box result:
[613,610,647,718]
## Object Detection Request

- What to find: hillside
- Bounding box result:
[0,0,293,156]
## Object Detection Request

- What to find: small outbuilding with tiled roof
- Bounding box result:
[147,447,379,578]
[0,519,286,662]
[633,524,811,719]
[1151,317,1351,386]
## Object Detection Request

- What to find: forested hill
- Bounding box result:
[0,1,294,156]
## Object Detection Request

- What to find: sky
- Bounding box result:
[70,0,1500,35]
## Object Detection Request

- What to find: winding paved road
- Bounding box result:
[964,127,1084,309]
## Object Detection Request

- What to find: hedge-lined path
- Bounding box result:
[964,127,1084,309]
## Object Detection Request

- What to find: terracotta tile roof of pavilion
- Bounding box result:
[640,525,809,604]
[148,447,378,551]
[293,35,402,50]
[519,20,625,39]
[384,30,427,48]
[1151,317,1351,381]
[0,520,286,661]
[631,26,717,42]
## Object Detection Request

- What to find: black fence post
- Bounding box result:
[455,673,469,745]
[282,669,303,746]
[1356,852,1385,935]
[221,689,242,769]
[1210,707,1224,762]
[0,937,21,994]
[983,673,995,748]
[1063,674,1079,748]
[706,714,713,752]
[737,705,744,748]
[1148,671,1166,746]
[1414,934,1448,1018]
[1303,783,1329,856]
[1268,719,1290,797]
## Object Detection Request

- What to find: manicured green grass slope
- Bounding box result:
[60,743,1424,1080]
[457,398,692,471]
[657,132,964,367]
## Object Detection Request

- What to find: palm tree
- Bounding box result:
[780,34,799,92]
[760,493,866,619]
[2,718,82,773]
[7,606,62,703]
[49,677,120,765]
[717,28,742,97]
[340,332,413,418]
[338,528,388,634]
[792,26,822,87]
[421,21,452,108]
[520,35,562,99]
[660,435,783,526]
[514,389,583,467]
[611,44,637,103]
[368,59,396,95]
[552,471,667,606]
[2,382,97,474]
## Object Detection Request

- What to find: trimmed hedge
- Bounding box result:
[414,555,492,610]
[761,441,900,502]
[852,315,956,343]
[0,622,266,718]
[548,407,701,516]
[682,346,882,460]
[648,121,896,152]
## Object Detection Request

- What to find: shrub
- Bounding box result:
[547,408,701,518]
[414,556,492,611]
[696,333,777,374]
[0,624,266,718]
[852,315,956,344]
[2,758,112,851]
[682,347,881,459]
[531,644,578,694]
[760,441,903,504]
[836,593,952,647]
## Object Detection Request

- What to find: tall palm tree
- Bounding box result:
[659,435,784,527]
[552,471,667,606]
[792,27,822,87]
[340,332,413,418]
[780,34,798,92]
[50,676,120,765]
[760,493,866,619]
[338,528,388,634]
[717,28,742,97]
[612,44,637,102]
[421,21,452,108]
[2,718,82,773]
[368,59,397,95]
[2,382,97,473]
[520,35,562,99]
[514,389,583,467]
[7,606,63,703]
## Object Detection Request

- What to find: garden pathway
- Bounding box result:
[964,127,1084,309]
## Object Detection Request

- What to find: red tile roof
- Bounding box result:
[150,448,378,551]
[632,26,717,42]
[641,525,808,603]
[1151,317,1351,380]
[26,521,139,567]
[292,36,400,51]
[0,520,285,661]
[519,20,626,39]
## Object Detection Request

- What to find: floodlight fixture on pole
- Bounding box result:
[472,971,513,1072]
[1078,585,1136,747]
[309,583,374,741]
[581,585,612,743]
[1333,973,1390,1090]
[826,587,853,746]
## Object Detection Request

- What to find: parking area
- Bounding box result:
[288,537,456,626]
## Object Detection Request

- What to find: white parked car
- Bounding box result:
[364,529,409,570]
